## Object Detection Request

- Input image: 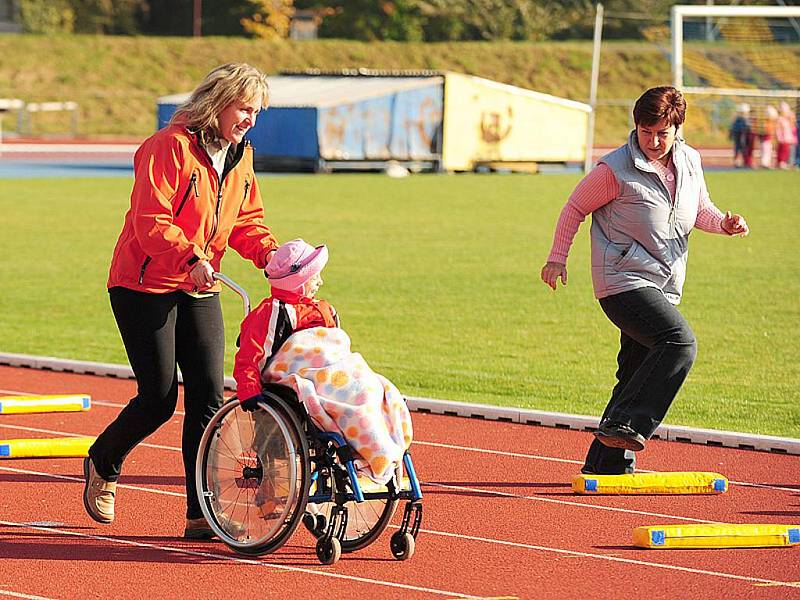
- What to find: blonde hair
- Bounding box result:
[169,63,269,140]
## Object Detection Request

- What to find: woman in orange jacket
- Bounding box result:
[83,63,279,539]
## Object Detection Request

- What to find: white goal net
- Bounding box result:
[670,5,799,155]
[672,5,800,99]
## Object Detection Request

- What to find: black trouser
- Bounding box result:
[583,287,697,474]
[89,287,225,519]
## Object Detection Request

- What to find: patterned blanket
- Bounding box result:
[265,327,413,483]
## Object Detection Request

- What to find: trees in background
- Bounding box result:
[13,0,726,40]
[17,0,148,34]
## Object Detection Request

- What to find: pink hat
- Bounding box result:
[266,238,328,292]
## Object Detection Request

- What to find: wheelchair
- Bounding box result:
[195,274,423,565]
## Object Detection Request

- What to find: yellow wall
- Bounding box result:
[442,73,590,171]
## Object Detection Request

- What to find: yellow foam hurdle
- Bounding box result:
[633,524,800,549]
[0,436,95,458]
[572,471,728,495]
[0,394,91,414]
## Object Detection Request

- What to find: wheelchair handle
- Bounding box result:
[213,272,251,316]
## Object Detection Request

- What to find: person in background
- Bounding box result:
[760,105,778,169]
[729,103,751,168]
[83,63,279,540]
[776,101,798,170]
[796,101,800,169]
[540,86,749,476]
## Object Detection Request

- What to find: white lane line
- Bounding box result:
[424,482,717,523]
[0,465,184,497]
[0,423,184,452]
[413,440,800,494]
[0,591,56,600]
[3,516,798,592]
[0,462,781,536]
[431,480,725,522]
[0,520,481,599]
[1,422,797,494]
[0,388,185,416]
[416,527,800,589]
[2,470,799,589]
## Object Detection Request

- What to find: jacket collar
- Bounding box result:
[627,129,686,173]
[271,287,317,304]
[185,128,246,180]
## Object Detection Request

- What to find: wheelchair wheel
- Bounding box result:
[196,394,310,555]
[306,463,401,553]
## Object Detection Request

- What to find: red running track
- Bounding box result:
[0,365,798,599]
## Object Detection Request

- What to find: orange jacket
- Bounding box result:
[107,125,278,293]
[234,288,339,402]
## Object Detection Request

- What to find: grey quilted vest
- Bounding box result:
[591,131,705,305]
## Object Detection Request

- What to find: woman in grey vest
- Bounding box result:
[540,86,749,475]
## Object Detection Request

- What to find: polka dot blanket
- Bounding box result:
[265,327,413,483]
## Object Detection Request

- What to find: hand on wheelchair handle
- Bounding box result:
[240,393,264,412]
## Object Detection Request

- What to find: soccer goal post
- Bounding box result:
[671,4,800,99]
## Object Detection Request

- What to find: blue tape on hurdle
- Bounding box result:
[713,478,727,492]
[789,529,800,544]
[0,402,4,413]
[650,530,666,545]
[585,478,598,492]
[0,444,9,457]
[82,397,90,409]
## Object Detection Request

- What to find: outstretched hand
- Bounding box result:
[722,211,749,237]
[540,261,568,291]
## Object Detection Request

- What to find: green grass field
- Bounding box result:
[1,171,798,437]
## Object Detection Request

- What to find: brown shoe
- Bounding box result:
[83,457,116,524]
[184,517,215,540]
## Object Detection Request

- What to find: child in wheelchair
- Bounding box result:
[233,238,413,485]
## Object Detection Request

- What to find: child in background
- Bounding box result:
[729,103,751,168]
[776,101,798,170]
[760,105,778,169]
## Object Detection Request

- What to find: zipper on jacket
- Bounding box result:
[175,173,198,217]
[204,187,223,255]
[138,256,152,284]
[243,179,250,200]
[193,134,248,256]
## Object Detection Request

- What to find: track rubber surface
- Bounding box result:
[0,366,798,599]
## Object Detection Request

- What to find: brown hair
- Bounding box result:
[169,63,269,140]
[633,86,686,128]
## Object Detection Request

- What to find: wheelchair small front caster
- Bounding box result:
[389,531,415,560]
[316,536,341,565]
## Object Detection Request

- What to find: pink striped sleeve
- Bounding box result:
[547,163,619,263]
[694,174,727,234]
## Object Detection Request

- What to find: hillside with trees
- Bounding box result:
[2,1,796,145]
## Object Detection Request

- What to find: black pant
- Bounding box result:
[89,287,225,519]
[583,287,697,474]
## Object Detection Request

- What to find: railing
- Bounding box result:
[0,98,25,143]
[0,99,80,138]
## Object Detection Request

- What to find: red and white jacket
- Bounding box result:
[233,288,338,402]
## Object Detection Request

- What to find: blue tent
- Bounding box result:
[157,73,444,172]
